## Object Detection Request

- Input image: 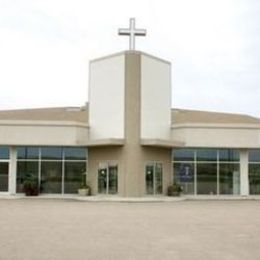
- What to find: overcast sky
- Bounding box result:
[0,0,260,117]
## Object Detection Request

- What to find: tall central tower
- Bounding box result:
[88,19,172,196]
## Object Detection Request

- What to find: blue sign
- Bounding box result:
[179,164,194,182]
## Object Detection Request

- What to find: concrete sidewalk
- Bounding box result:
[1,193,260,202]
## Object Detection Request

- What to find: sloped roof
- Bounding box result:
[171,109,260,124]
[0,106,259,125]
[0,107,88,123]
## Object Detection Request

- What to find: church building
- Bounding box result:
[0,19,260,197]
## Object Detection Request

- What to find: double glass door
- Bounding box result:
[146,162,163,195]
[0,162,9,192]
[98,162,118,194]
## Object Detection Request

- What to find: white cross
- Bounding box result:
[118,18,146,50]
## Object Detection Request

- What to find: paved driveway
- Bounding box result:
[0,199,260,260]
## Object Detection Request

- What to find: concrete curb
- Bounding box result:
[1,194,260,202]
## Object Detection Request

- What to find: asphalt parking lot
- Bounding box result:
[0,199,260,260]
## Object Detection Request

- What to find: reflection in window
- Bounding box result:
[173,148,241,196]
[219,149,239,162]
[64,162,86,194]
[173,149,194,161]
[41,147,62,160]
[16,146,88,194]
[16,161,39,193]
[64,148,87,160]
[145,162,162,195]
[197,149,217,162]
[173,163,194,195]
[249,164,260,195]
[197,163,217,195]
[17,147,39,160]
[98,162,118,194]
[41,161,62,194]
[219,164,240,195]
[249,150,260,162]
[0,162,9,192]
[0,147,9,160]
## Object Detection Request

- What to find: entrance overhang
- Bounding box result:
[141,139,184,148]
[86,138,125,147]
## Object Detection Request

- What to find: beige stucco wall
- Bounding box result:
[172,124,260,148]
[0,121,89,146]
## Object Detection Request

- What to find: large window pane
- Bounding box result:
[197,149,217,162]
[249,150,260,162]
[98,163,107,194]
[0,162,8,192]
[41,161,62,193]
[17,147,39,160]
[145,162,163,195]
[64,162,86,194]
[108,163,118,194]
[16,161,39,193]
[219,164,240,195]
[0,147,9,159]
[173,149,194,161]
[249,164,260,194]
[41,147,62,160]
[197,163,217,194]
[173,163,194,194]
[145,163,154,195]
[64,148,86,160]
[219,149,239,162]
[155,163,163,195]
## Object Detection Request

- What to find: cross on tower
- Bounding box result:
[118,18,146,50]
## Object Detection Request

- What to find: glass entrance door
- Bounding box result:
[0,162,9,192]
[145,162,163,195]
[98,162,118,194]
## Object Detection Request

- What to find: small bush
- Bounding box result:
[23,179,39,196]
[167,183,182,196]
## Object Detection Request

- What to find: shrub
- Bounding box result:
[23,178,39,196]
[167,183,182,196]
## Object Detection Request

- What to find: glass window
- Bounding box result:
[155,163,163,195]
[108,163,118,195]
[17,147,39,160]
[219,149,239,162]
[219,164,240,195]
[172,148,242,196]
[173,163,194,195]
[145,163,154,195]
[98,164,108,194]
[145,162,163,195]
[197,163,217,194]
[197,149,217,162]
[64,162,86,194]
[0,162,9,192]
[15,146,88,195]
[249,164,260,195]
[41,161,62,193]
[64,148,86,160]
[173,149,195,161]
[98,162,118,195]
[16,161,39,193]
[249,150,260,162]
[41,147,62,160]
[0,147,9,160]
